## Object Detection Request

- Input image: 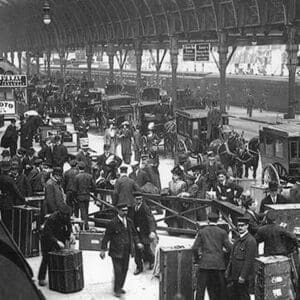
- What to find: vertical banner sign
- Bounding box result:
[183,43,210,62]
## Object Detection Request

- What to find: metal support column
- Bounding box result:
[86,44,93,82]
[46,50,51,78]
[36,54,40,75]
[116,48,128,82]
[10,51,15,66]
[4,52,8,61]
[286,27,298,119]
[17,52,22,74]
[170,36,179,112]
[26,52,30,76]
[135,39,143,96]
[107,43,115,83]
[58,49,65,85]
[218,31,228,113]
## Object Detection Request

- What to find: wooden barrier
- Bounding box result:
[89,189,245,235]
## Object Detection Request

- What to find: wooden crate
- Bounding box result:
[159,246,195,300]
[255,256,292,300]
[79,230,104,251]
[12,205,40,258]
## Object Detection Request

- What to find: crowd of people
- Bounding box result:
[0,75,299,299]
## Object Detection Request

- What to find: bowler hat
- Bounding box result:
[237,216,250,224]
[116,203,128,210]
[217,169,227,176]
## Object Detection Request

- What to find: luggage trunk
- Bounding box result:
[12,205,40,258]
[159,246,196,300]
[48,249,84,293]
[255,256,292,300]
[79,229,104,251]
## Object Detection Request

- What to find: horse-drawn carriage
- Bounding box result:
[175,108,230,162]
[103,94,136,127]
[260,123,300,185]
[39,113,80,155]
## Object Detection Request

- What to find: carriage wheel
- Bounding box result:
[262,163,280,185]
[273,163,288,183]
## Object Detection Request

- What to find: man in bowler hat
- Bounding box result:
[259,181,288,213]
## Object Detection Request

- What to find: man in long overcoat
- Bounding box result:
[100,204,143,298]
[132,192,156,275]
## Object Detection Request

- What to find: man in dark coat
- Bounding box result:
[100,204,143,298]
[226,216,257,300]
[37,204,73,286]
[113,166,140,220]
[97,144,122,179]
[1,119,18,156]
[129,161,150,187]
[132,192,156,275]
[10,164,32,197]
[255,210,298,256]
[192,212,232,300]
[73,161,95,230]
[41,167,65,222]
[259,181,288,213]
[214,169,243,206]
[27,158,45,195]
[11,147,26,174]
[0,161,25,233]
[52,135,68,169]
[63,160,79,216]
[75,144,93,174]
[203,152,223,191]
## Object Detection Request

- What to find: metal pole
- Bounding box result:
[170,36,178,112]
[218,31,228,113]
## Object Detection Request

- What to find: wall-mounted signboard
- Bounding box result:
[183,43,210,62]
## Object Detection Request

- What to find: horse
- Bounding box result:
[209,131,245,178]
[239,137,260,179]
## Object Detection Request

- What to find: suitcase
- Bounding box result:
[79,229,104,251]
[255,256,292,300]
[159,246,196,300]
[12,205,40,258]
[48,249,84,293]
